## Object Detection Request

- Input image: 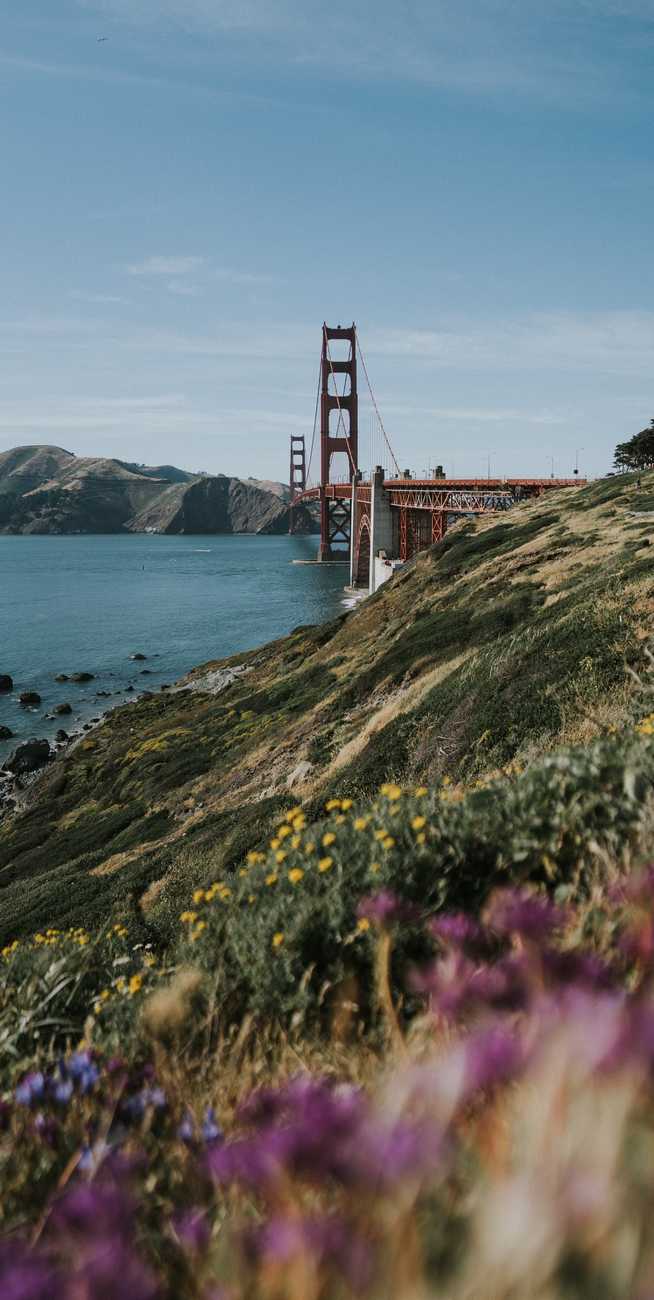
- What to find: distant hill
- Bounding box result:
[0,445,312,536]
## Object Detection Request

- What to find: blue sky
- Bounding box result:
[1,1,653,481]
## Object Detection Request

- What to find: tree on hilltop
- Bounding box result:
[614,420,654,471]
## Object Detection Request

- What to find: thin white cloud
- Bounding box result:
[127,255,204,277]
[166,281,201,298]
[75,0,654,106]
[69,290,129,305]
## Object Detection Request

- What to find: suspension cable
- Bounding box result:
[305,349,322,488]
[356,337,401,477]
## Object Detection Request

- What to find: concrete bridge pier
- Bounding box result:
[350,466,404,594]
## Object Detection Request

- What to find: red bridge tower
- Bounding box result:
[288,435,306,534]
[319,323,359,561]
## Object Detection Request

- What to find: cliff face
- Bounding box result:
[0,446,312,535]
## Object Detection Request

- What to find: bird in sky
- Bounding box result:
[97,36,109,42]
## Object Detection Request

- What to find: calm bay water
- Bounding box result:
[0,534,349,751]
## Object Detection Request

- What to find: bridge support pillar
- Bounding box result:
[369,466,396,593]
[318,323,358,561]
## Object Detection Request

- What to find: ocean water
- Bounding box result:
[0,534,350,751]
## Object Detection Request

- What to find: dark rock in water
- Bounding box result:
[131,653,147,661]
[70,672,94,683]
[126,685,135,693]
[55,674,69,683]
[0,675,13,693]
[19,691,42,706]
[6,739,50,774]
[0,726,14,740]
[55,729,69,744]
[82,724,92,731]
[95,690,111,698]
[160,684,170,691]
[54,702,72,716]
[140,669,152,675]
[140,691,154,701]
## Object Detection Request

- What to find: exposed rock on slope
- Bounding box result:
[0,445,311,535]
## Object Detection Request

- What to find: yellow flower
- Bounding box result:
[416,832,426,846]
[265,873,279,887]
[341,798,353,811]
[380,782,402,801]
[357,918,371,933]
[304,841,316,854]
[442,775,452,788]
[270,837,281,850]
[193,889,206,904]
[248,894,256,905]
[322,831,336,847]
[285,806,302,822]
[370,861,381,873]
[415,786,428,797]
[292,814,306,831]
[318,857,333,873]
[412,816,427,832]
[239,868,249,878]
[190,922,207,942]
[143,954,157,968]
[275,850,288,865]
[272,932,285,949]
[129,974,143,995]
[291,835,301,849]
[354,817,369,831]
[115,976,127,994]
[180,911,197,924]
[247,851,264,865]
[220,886,232,899]
[277,824,292,839]
[374,829,389,842]
[381,837,395,851]
[288,868,304,885]
[325,798,341,811]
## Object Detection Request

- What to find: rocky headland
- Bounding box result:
[0,445,315,535]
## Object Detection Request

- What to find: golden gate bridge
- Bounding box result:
[289,323,584,593]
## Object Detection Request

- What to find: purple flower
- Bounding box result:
[53,1079,74,1107]
[201,1107,223,1145]
[74,1240,160,1300]
[142,1086,167,1111]
[15,1072,45,1107]
[52,1179,134,1241]
[242,1215,372,1292]
[462,1025,525,1097]
[486,888,567,942]
[0,1243,63,1300]
[178,1111,195,1144]
[67,1051,93,1080]
[173,1208,211,1254]
[430,912,491,958]
[357,890,415,927]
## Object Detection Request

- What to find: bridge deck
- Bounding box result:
[294,477,584,505]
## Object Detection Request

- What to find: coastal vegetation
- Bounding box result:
[2,468,654,1296]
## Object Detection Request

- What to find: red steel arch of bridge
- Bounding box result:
[289,323,585,593]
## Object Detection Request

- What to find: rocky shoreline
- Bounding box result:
[0,655,255,820]
[0,658,165,820]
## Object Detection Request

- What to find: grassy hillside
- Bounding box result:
[0,470,652,944]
